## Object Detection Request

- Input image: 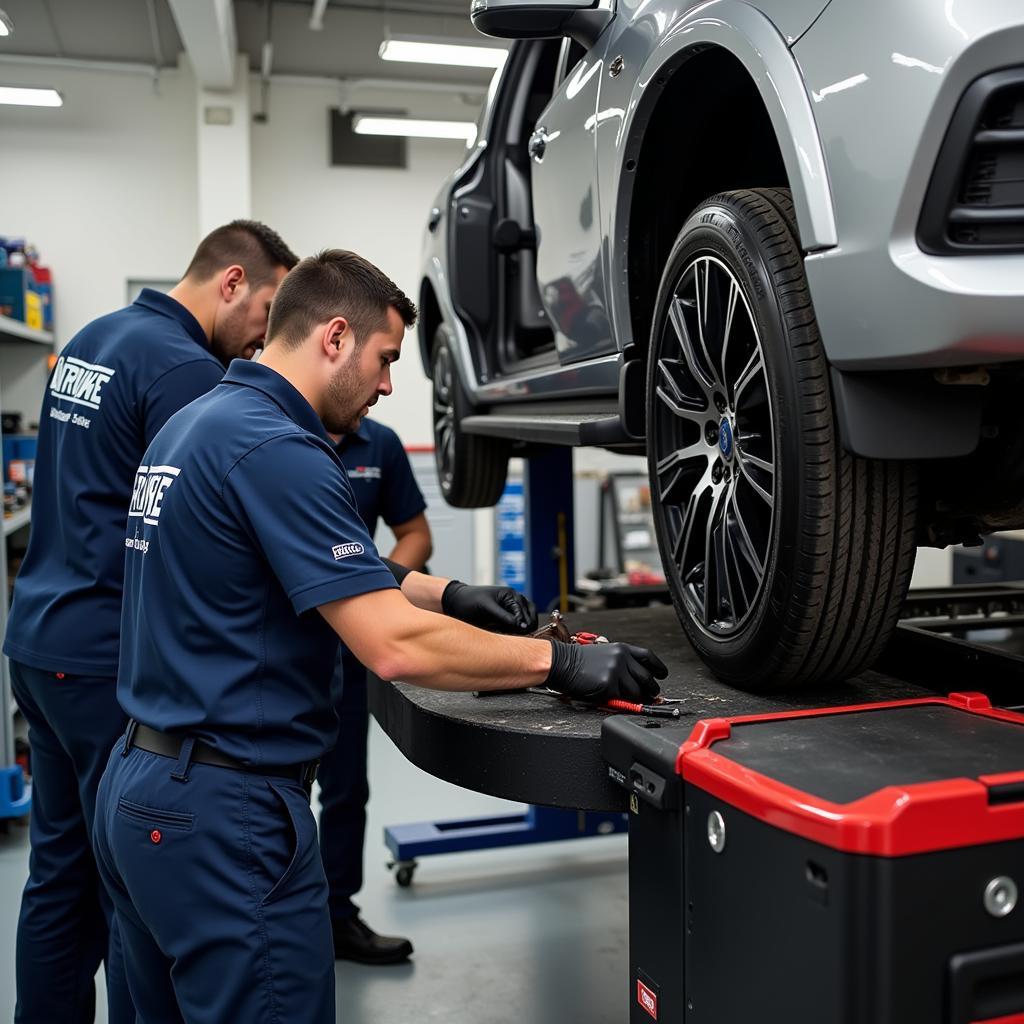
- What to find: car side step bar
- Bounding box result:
[461,411,636,447]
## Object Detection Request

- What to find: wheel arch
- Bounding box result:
[418,277,443,374]
[613,0,836,366]
[418,262,480,405]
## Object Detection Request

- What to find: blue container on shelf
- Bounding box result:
[3,435,36,481]
[2,436,16,481]
[0,266,27,322]
[14,436,37,460]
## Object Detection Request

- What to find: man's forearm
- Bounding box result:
[398,571,448,612]
[387,531,431,572]
[323,589,551,690]
[384,609,552,690]
[321,589,663,703]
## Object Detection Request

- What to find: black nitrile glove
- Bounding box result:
[442,581,539,634]
[545,641,667,704]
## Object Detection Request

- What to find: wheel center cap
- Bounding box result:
[718,419,734,459]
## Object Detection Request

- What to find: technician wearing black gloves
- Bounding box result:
[324,415,432,966]
[323,410,542,964]
[441,582,537,631]
[93,250,664,1023]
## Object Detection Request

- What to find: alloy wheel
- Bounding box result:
[432,343,456,492]
[651,255,776,637]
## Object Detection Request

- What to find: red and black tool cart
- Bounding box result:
[372,589,1024,1023]
[604,692,1024,1024]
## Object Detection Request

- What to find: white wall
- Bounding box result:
[0,61,198,422]
[911,546,952,589]
[251,77,468,445]
[0,62,198,347]
[0,60,469,447]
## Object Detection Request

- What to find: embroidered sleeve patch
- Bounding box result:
[332,542,365,560]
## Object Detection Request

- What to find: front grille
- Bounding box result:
[918,68,1024,254]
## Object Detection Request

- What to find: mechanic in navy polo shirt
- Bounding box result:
[3,220,297,1024]
[326,418,431,964]
[93,250,665,1023]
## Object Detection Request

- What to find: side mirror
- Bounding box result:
[470,0,613,50]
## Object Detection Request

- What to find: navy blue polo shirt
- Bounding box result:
[117,359,398,765]
[336,419,426,537]
[334,420,426,688]
[4,289,225,676]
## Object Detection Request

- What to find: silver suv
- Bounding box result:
[420,0,1024,689]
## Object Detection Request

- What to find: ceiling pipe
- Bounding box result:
[309,0,328,31]
[0,55,490,97]
[166,0,237,90]
[0,53,161,76]
[260,0,273,78]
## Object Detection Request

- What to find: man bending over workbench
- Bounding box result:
[93,249,667,1024]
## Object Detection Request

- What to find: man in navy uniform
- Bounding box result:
[93,249,665,1023]
[325,418,432,963]
[3,220,297,1023]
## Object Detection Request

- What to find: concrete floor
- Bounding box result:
[0,719,629,1023]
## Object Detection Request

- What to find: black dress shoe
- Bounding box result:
[332,916,413,964]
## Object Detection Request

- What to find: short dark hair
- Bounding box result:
[266,249,417,349]
[183,219,298,289]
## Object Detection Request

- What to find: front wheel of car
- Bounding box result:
[645,188,917,690]
[431,327,510,508]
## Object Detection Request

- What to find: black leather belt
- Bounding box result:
[124,720,319,791]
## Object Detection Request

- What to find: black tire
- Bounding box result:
[431,327,510,508]
[645,188,917,690]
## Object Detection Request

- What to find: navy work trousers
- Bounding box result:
[317,651,370,922]
[93,738,335,1024]
[10,660,133,1023]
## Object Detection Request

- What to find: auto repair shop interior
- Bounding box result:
[1,1,1024,1022]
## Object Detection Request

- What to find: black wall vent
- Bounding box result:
[329,109,407,169]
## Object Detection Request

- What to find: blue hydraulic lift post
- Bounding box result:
[522,446,575,613]
[382,447,628,886]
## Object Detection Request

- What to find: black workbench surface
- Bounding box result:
[369,606,937,812]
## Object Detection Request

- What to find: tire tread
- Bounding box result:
[652,187,917,689]
[432,331,510,508]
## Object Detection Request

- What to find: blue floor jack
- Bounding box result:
[0,764,30,824]
[383,449,628,887]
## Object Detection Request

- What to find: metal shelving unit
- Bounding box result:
[598,472,665,581]
[0,314,53,346]
[0,313,52,817]
[3,504,31,537]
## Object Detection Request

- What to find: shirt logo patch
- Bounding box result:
[49,355,116,410]
[128,464,181,526]
[347,466,381,481]
[332,542,364,560]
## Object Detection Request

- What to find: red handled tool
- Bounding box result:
[604,699,681,719]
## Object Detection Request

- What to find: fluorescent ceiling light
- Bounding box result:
[353,114,476,142]
[0,86,62,107]
[0,9,12,36]
[379,37,506,69]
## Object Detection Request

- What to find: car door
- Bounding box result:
[530,33,615,365]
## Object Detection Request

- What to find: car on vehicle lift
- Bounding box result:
[419,0,1024,690]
